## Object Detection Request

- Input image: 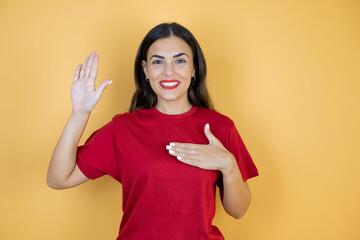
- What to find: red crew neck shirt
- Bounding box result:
[76,106,259,240]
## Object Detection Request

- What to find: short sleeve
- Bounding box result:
[224,121,259,182]
[76,118,119,181]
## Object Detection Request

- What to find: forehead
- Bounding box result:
[147,35,193,58]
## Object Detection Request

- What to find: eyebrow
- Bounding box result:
[149,52,189,60]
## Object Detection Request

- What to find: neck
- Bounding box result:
[155,100,192,115]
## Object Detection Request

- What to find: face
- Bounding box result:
[142,35,195,108]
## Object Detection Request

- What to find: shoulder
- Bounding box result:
[195,107,236,141]
[196,107,234,126]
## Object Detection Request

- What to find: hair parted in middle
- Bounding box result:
[129,22,214,112]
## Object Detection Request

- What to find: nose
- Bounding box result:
[164,62,174,77]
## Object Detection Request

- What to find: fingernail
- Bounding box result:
[206,123,210,130]
[170,142,175,146]
[177,156,182,160]
[169,150,175,154]
[108,80,113,85]
[166,145,171,150]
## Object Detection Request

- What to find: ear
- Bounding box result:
[142,60,148,78]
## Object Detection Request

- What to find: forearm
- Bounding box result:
[47,112,90,187]
[220,158,252,219]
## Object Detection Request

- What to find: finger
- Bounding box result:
[204,123,221,145]
[175,156,215,170]
[80,56,90,78]
[168,142,204,149]
[175,156,199,167]
[168,149,202,161]
[167,145,201,155]
[94,79,113,99]
[85,51,96,77]
[73,64,82,82]
[89,54,99,80]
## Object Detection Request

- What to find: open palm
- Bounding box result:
[71,51,112,113]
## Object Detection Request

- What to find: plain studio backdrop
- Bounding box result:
[0,0,359,239]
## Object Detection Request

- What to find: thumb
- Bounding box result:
[95,79,112,98]
[204,123,221,145]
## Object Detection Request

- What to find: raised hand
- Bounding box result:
[71,51,112,113]
[166,124,238,175]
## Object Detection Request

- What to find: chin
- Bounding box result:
[157,93,188,103]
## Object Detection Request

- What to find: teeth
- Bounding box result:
[161,82,179,87]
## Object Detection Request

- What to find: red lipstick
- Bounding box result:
[159,80,180,90]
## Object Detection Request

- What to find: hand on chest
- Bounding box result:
[118,123,220,187]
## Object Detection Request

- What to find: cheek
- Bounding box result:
[148,81,157,92]
[177,66,193,78]
[184,69,192,79]
[147,66,163,78]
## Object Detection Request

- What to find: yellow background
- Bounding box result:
[1,0,359,239]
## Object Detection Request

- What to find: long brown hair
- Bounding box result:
[129,22,214,112]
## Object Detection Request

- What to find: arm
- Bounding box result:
[219,159,252,219]
[167,123,253,219]
[46,51,112,189]
[47,112,90,189]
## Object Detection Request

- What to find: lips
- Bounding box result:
[159,80,180,89]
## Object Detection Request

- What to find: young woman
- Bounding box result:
[47,22,258,240]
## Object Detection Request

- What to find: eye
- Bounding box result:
[175,59,186,64]
[152,60,163,64]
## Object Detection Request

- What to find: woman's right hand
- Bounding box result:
[71,51,112,114]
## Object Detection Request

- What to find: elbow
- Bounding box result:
[234,195,252,220]
[47,182,66,190]
[233,209,246,220]
[232,208,248,220]
[46,176,66,190]
[234,214,243,220]
[226,207,248,220]
[46,179,59,190]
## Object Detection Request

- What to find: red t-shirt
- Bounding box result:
[76,106,258,240]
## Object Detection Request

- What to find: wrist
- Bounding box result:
[220,155,238,177]
[70,111,91,120]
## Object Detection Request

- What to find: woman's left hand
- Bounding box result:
[167,124,237,174]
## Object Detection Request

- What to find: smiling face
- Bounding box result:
[142,35,195,113]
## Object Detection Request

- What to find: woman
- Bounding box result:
[47,22,258,240]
